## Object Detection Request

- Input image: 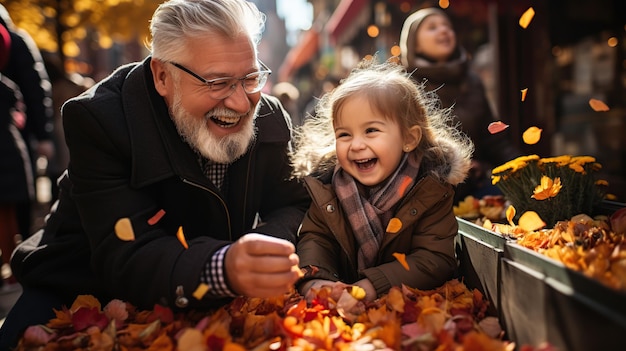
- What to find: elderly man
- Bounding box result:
[0,0,310,348]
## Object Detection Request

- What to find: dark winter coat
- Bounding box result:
[0,17,51,205]
[296,146,468,297]
[11,57,311,311]
[0,74,32,203]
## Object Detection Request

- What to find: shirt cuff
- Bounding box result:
[202,245,237,298]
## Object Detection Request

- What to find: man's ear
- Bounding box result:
[150,58,169,97]
[403,125,422,152]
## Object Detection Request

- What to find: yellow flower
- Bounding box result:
[531,176,562,200]
[596,179,609,186]
[568,163,585,173]
[570,156,596,164]
[539,155,571,166]
[492,155,539,175]
[491,175,501,185]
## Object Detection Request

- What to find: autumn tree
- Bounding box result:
[1,0,161,68]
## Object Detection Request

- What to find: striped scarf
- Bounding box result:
[332,153,421,270]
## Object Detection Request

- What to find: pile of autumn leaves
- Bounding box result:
[15,279,544,351]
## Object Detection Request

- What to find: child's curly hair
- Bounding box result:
[290,56,473,185]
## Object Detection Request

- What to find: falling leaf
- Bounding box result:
[506,206,516,226]
[589,98,610,112]
[487,121,509,134]
[176,226,189,249]
[392,252,410,271]
[147,209,166,225]
[192,283,210,300]
[386,218,403,233]
[531,176,562,200]
[519,7,535,29]
[518,211,546,232]
[522,126,542,145]
[115,218,135,241]
[521,88,528,101]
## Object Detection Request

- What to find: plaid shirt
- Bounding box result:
[199,157,236,298]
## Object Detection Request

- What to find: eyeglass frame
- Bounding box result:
[168,60,272,100]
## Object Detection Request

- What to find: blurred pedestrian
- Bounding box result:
[400,7,519,203]
[272,81,301,126]
[0,5,54,284]
[42,52,94,201]
[0,5,55,239]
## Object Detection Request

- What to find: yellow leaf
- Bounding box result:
[589,98,610,112]
[386,218,403,233]
[392,252,410,271]
[519,211,546,232]
[192,284,210,300]
[506,205,516,226]
[521,88,528,101]
[70,295,102,314]
[176,226,189,249]
[519,7,535,29]
[115,218,135,241]
[348,286,366,300]
[522,126,542,145]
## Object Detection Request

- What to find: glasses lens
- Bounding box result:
[207,71,270,99]
[244,72,268,94]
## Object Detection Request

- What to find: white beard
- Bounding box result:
[170,92,257,164]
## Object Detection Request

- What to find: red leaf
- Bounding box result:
[72,307,109,332]
[147,209,166,225]
[487,121,509,134]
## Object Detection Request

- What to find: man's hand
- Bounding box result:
[225,233,300,298]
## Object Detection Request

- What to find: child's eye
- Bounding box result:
[336,132,350,138]
[365,128,379,134]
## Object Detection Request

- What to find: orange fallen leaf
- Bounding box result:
[487,121,509,134]
[386,218,403,233]
[519,7,535,29]
[589,98,609,112]
[176,226,189,249]
[147,209,166,225]
[392,252,410,271]
[522,126,542,145]
[519,211,546,232]
[521,88,528,101]
[115,218,135,241]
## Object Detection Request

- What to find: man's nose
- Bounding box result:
[223,83,252,113]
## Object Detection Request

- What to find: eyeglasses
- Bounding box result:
[169,60,272,100]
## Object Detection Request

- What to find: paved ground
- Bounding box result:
[0,282,22,327]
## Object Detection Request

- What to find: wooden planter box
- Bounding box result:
[456,212,626,351]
